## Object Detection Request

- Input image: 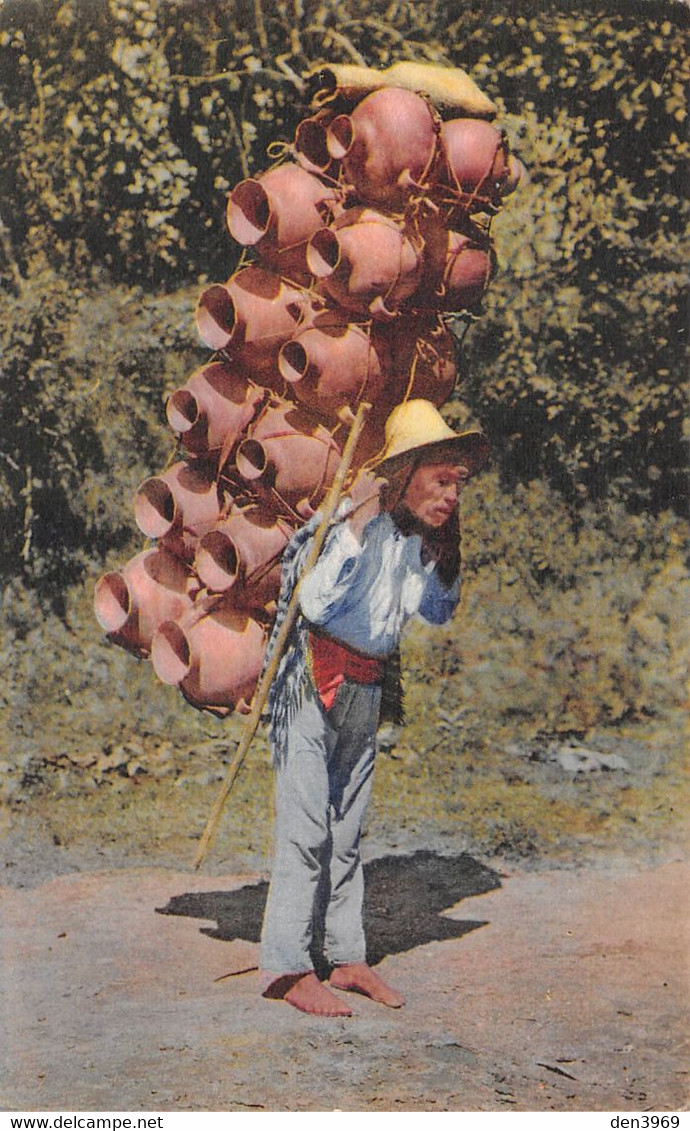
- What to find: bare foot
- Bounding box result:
[329,962,405,1008]
[281,972,353,1017]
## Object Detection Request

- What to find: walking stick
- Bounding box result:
[193,400,372,870]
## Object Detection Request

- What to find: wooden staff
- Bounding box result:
[193,399,372,870]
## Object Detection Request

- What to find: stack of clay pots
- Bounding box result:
[94,63,522,717]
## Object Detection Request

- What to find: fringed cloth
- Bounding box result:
[261,502,404,761]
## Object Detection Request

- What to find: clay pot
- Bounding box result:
[166,361,264,456]
[195,268,307,378]
[94,547,196,657]
[278,314,392,420]
[226,163,341,280]
[441,232,493,313]
[151,599,266,714]
[327,87,440,208]
[439,118,510,211]
[387,316,458,406]
[234,398,341,511]
[294,112,337,176]
[307,207,424,320]
[134,460,222,560]
[193,503,294,605]
[418,220,494,314]
[345,413,390,470]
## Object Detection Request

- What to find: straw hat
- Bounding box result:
[376,399,490,477]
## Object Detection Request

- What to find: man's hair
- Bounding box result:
[380,458,416,512]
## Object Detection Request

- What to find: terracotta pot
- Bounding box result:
[307,207,424,320]
[134,460,222,560]
[193,503,294,605]
[278,314,392,420]
[346,413,390,470]
[294,111,337,175]
[442,232,494,313]
[439,118,510,211]
[387,316,458,406]
[195,268,307,378]
[327,87,440,208]
[166,361,264,456]
[235,398,341,510]
[94,547,196,657]
[226,163,341,280]
[418,219,494,313]
[151,599,266,714]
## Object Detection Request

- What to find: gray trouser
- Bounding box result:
[260,677,382,977]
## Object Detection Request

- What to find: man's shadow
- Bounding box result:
[158,851,500,971]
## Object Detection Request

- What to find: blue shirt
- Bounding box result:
[298,511,460,658]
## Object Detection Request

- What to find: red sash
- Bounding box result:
[308,630,385,711]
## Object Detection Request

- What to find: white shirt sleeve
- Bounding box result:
[298,520,366,625]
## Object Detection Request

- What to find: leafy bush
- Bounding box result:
[0,258,202,603]
[454,5,689,513]
[0,0,687,593]
[404,472,689,736]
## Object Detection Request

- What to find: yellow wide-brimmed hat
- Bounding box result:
[376,399,490,476]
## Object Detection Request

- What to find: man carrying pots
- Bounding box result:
[260,399,490,1016]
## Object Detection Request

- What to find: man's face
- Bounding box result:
[402,460,471,528]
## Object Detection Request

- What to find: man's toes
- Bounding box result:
[284,972,353,1017]
[329,963,405,1008]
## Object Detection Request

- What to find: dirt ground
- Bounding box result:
[2,803,688,1113]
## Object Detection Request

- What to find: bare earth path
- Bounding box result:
[2,855,688,1112]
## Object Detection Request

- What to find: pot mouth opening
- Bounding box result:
[236,438,268,481]
[167,389,200,434]
[227,179,271,246]
[295,118,332,173]
[326,114,353,160]
[196,285,237,350]
[195,532,239,592]
[306,228,340,278]
[134,479,176,538]
[151,621,191,685]
[94,572,130,632]
[278,340,309,384]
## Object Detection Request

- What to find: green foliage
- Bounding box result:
[0,0,220,282]
[0,0,687,592]
[404,472,689,735]
[451,5,689,512]
[0,257,202,603]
